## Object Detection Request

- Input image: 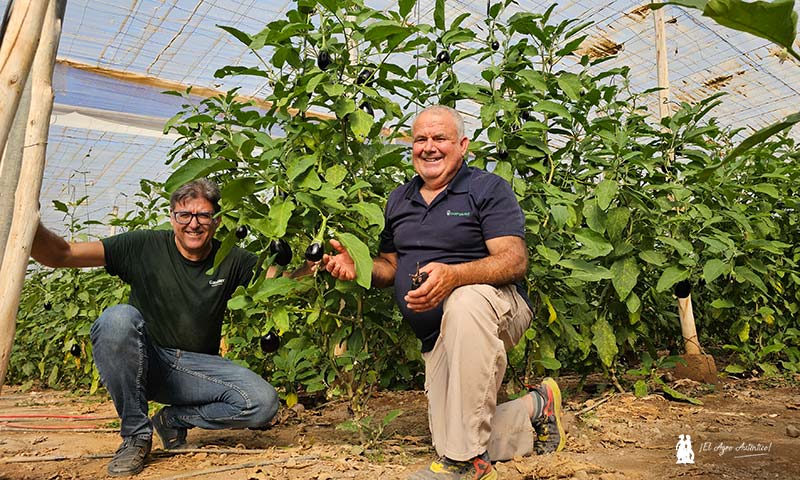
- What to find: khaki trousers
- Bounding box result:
[422,284,534,462]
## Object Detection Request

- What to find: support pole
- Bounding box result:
[653,6,671,119]
[0,0,66,392]
[0,0,49,162]
[0,75,33,260]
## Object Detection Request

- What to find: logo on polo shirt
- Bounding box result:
[209,279,225,287]
[446,210,471,217]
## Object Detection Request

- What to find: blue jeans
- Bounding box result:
[90,304,279,439]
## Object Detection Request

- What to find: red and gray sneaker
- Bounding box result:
[407,451,497,480]
[532,377,565,454]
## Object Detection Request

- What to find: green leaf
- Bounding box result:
[559,259,614,282]
[434,0,445,30]
[574,229,613,258]
[218,25,253,47]
[253,277,296,301]
[734,265,768,293]
[760,343,785,356]
[550,205,573,228]
[350,109,374,141]
[335,97,356,119]
[710,298,735,308]
[338,233,372,289]
[726,112,800,161]
[533,100,572,120]
[399,0,415,18]
[704,0,798,52]
[221,177,259,204]
[656,266,689,292]
[652,0,706,9]
[591,317,618,368]
[353,202,385,229]
[724,363,747,374]
[657,236,694,257]
[605,207,629,240]
[287,155,317,182]
[517,70,547,92]
[536,357,562,370]
[737,320,750,343]
[611,257,640,301]
[227,292,251,310]
[703,259,728,283]
[52,200,69,213]
[273,306,290,334]
[626,291,641,316]
[164,158,236,193]
[595,179,618,210]
[634,379,648,397]
[582,200,606,233]
[752,183,780,199]
[267,198,295,238]
[325,164,348,187]
[639,250,667,266]
[557,72,582,101]
[536,245,561,265]
[364,21,409,44]
[382,408,403,426]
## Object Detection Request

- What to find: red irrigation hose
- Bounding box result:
[0,422,117,431]
[0,414,116,420]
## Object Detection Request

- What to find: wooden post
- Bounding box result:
[0,0,66,391]
[678,296,701,355]
[653,5,671,119]
[0,75,32,260]
[0,0,49,163]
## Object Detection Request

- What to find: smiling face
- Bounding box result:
[170,197,218,261]
[411,109,469,193]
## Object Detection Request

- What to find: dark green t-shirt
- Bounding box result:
[101,230,258,354]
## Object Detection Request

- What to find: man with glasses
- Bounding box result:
[31,178,279,477]
[324,106,565,480]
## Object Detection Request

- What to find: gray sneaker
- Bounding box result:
[107,436,151,476]
[152,408,187,450]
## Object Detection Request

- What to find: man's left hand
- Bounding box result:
[403,262,459,312]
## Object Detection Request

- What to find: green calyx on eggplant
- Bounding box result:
[259,331,280,353]
[269,239,292,267]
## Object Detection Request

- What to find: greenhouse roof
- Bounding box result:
[3,0,799,234]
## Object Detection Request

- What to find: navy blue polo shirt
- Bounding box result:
[379,162,531,352]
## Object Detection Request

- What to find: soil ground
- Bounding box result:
[1,375,799,480]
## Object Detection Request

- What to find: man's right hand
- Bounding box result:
[322,239,356,281]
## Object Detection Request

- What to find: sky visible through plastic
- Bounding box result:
[1,0,798,235]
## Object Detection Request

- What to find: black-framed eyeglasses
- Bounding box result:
[172,211,216,225]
